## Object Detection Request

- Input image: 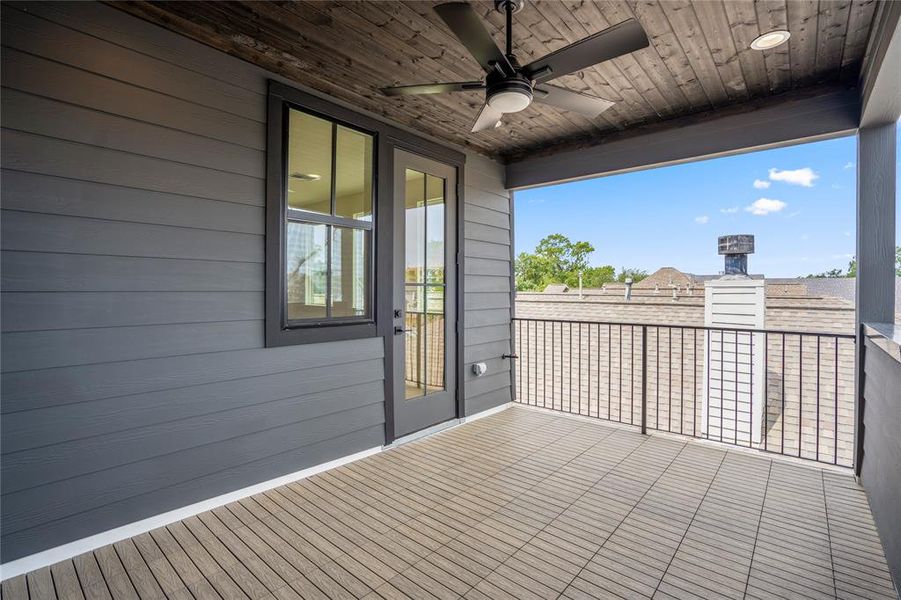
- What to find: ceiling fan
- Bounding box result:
[381,0,649,132]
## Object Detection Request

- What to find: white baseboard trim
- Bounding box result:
[0,446,381,581]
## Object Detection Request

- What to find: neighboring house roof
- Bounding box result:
[532,268,901,332]
[633,267,697,289]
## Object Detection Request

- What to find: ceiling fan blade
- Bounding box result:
[533,85,614,118]
[382,82,484,96]
[523,19,649,84]
[471,103,504,132]
[435,3,514,76]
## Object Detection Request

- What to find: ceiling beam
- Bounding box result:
[505,84,860,190]
[859,0,901,127]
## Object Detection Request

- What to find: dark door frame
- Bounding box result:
[390,149,459,440]
[382,135,465,444]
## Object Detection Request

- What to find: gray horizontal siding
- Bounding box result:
[1,252,263,292]
[860,338,901,587]
[1,170,264,234]
[463,153,513,416]
[2,129,263,205]
[1,0,514,563]
[0,1,387,563]
[1,340,383,413]
[1,47,264,148]
[6,423,385,563]
[2,292,263,332]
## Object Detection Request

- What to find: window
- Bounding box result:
[266,81,464,348]
[285,109,373,322]
[266,90,377,346]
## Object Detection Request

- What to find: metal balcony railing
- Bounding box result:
[512,318,857,467]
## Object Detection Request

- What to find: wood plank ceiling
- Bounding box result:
[113,1,877,162]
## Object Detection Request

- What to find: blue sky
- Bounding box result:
[514,126,901,278]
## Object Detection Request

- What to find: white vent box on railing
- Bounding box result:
[703,278,766,446]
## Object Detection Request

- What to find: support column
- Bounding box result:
[855,123,897,476]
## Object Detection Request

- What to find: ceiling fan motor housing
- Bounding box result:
[494,0,525,14]
[486,72,532,113]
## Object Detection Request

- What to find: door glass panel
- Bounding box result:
[286,110,332,214]
[404,285,425,399]
[404,168,447,399]
[426,174,445,284]
[330,226,369,318]
[286,222,328,320]
[335,125,373,220]
[425,285,445,392]
[405,169,425,284]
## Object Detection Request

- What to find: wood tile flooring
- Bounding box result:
[3,406,895,600]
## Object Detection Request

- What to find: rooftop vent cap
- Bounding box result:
[718,234,755,277]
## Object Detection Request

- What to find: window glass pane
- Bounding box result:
[425,285,445,392]
[286,221,328,320]
[335,126,373,220]
[405,169,425,283]
[426,174,445,284]
[331,226,369,318]
[404,285,425,399]
[287,110,332,214]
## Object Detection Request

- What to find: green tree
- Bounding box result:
[806,247,901,278]
[582,265,616,287]
[616,267,649,283]
[515,234,617,291]
[807,267,847,278]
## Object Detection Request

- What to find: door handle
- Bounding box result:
[394,326,405,335]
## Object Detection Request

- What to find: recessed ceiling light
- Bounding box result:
[750,30,791,50]
[290,172,321,181]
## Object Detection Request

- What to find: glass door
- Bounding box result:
[392,150,457,438]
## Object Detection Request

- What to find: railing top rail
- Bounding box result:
[511,316,856,339]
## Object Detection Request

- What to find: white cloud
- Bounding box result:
[768,167,819,187]
[694,215,709,224]
[720,207,739,214]
[745,198,787,216]
[787,210,801,218]
[844,162,854,170]
[753,179,771,189]
[843,231,852,237]
[831,253,854,259]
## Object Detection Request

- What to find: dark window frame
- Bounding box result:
[266,79,468,441]
[266,85,379,346]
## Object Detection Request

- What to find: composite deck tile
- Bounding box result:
[49,560,88,600]
[110,541,166,600]
[8,407,896,600]
[24,568,57,600]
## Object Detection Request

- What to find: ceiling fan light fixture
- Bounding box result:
[488,89,531,113]
[750,30,790,50]
[486,76,533,113]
